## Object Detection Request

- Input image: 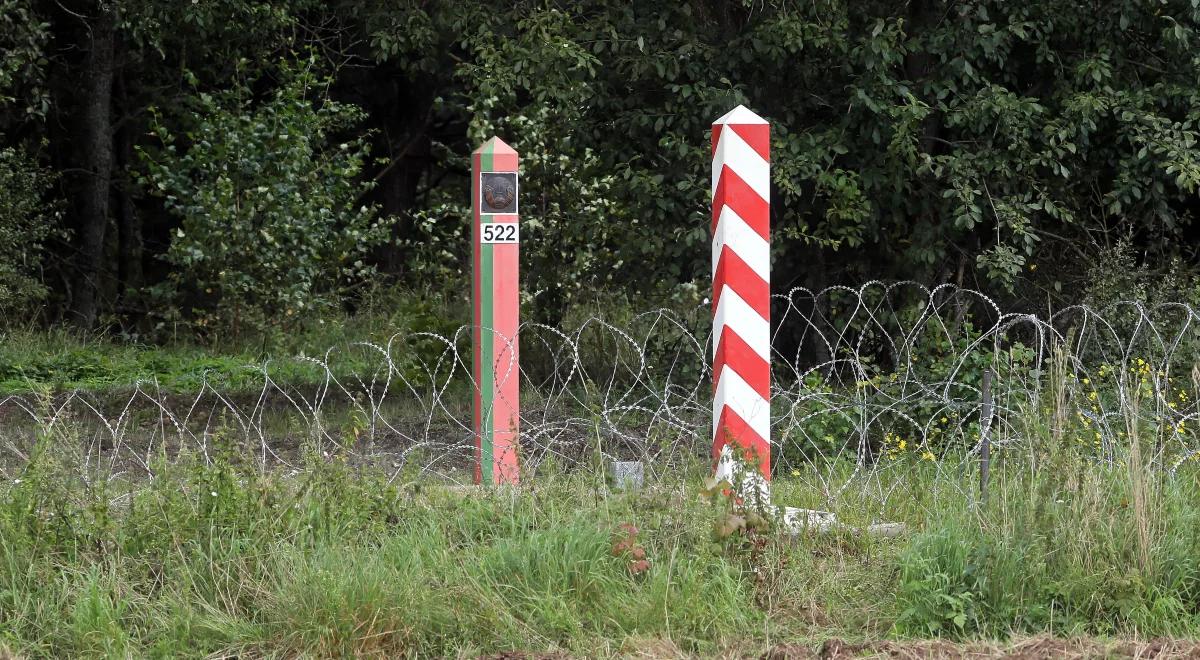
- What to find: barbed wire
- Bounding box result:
[0,282,1196,515]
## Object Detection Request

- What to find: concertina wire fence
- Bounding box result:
[1,282,1198,510]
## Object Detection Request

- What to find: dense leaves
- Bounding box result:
[0,0,1197,335]
[139,62,390,337]
[442,0,1200,297]
[0,147,56,313]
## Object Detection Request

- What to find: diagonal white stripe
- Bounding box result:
[713,364,771,444]
[713,286,770,362]
[712,205,770,282]
[712,126,770,203]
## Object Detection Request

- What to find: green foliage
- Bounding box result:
[140,59,392,339]
[383,0,1200,301]
[0,329,353,395]
[1078,239,1200,372]
[1,402,1200,655]
[0,445,763,656]
[0,0,49,120]
[0,146,56,316]
[0,286,478,395]
[1084,239,1200,312]
[776,310,1034,469]
[895,530,981,636]
[895,450,1200,639]
[4,0,1200,333]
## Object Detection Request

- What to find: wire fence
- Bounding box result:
[1,282,1197,509]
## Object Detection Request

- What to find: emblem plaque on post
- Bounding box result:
[480,172,518,214]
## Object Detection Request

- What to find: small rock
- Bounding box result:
[609,461,644,491]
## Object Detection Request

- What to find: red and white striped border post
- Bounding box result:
[712,105,771,505]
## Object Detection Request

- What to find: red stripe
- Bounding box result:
[711,125,723,158]
[711,167,769,239]
[728,124,770,162]
[713,406,771,477]
[714,333,771,400]
[490,150,518,172]
[490,237,520,485]
[712,247,770,319]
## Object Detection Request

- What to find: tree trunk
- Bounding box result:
[69,5,116,329]
[115,77,143,309]
[379,127,431,277]
[904,0,942,155]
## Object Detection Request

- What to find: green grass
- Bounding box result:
[891,458,1200,639]
[0,331,315,394]
[0,291,471,395]
[1,308,1199,656]
[0,424,1198,658]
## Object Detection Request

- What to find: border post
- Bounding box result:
[712,106,771,504]
[472,137,520,485]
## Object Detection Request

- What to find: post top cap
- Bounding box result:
[473,136,518,155]
[713,105,768,125]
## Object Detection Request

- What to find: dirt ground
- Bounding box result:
[482,637,1200,659]
[762,637,1200,659]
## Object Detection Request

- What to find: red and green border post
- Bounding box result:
[472,137,521,485]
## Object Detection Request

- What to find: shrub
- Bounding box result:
[140,58,392,340]
[0,145,56,318]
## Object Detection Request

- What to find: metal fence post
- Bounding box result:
[980,368,994,504]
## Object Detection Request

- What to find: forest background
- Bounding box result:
[5,5,1200,654]
[1,0,1199,348]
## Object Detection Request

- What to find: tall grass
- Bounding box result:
[0,387,1198,655]
[0,437,783,657]
[894,454,1200,639]
[894,355,1200,640]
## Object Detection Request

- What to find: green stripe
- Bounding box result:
[479,146,495,479]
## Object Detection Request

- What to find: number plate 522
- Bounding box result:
[481,223,519,244]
